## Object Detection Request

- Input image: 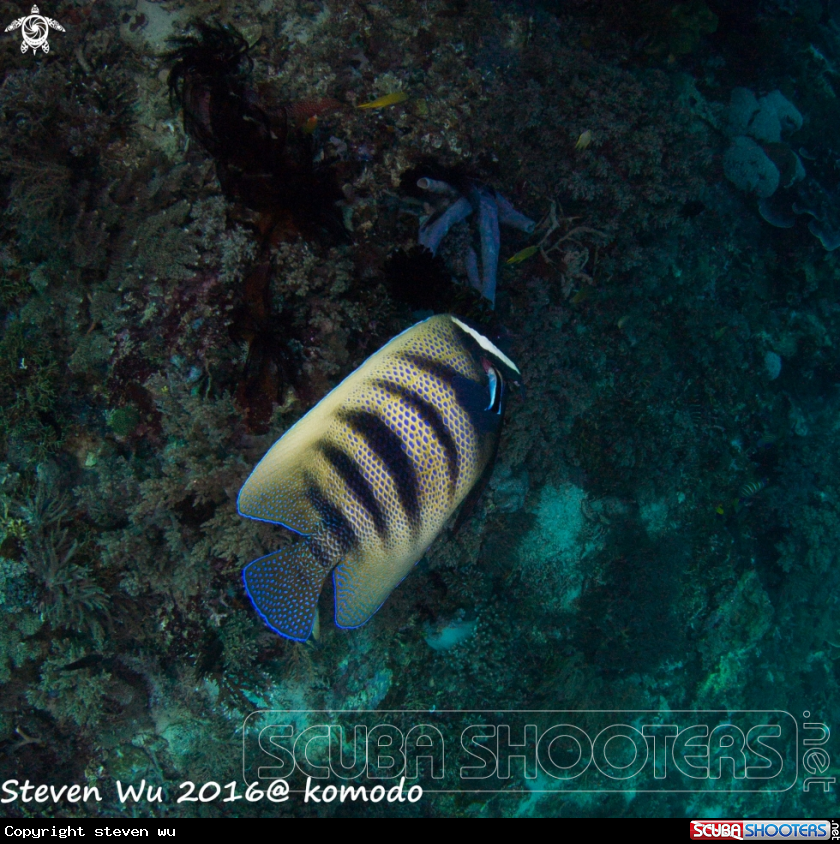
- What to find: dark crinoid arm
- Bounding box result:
[164,20,343,239]
[165,22,283,169]
[166,21,252,126]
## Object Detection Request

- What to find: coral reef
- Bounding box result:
[792,177,840,250]
[721,83,840,250]
[0,0,837,822]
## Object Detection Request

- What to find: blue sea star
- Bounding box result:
[415,178,535,308]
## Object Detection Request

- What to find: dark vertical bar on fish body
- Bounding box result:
[307,533,334,570]
[339,410,422,530]
[400,352,490,435]
[399,353,465,386]
[373,379,460,496]
[305,482,358,566]
[319,443,389,538]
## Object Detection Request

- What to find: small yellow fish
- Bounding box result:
[357,91,409,110]
[506,245,539,264]
[575,130,593,151]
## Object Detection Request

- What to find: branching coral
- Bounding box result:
[87,374,271,610]
[26,642,113,731]
[20,483,108,640]
[0,555,42,684]
[0,316,64,462]
[26,530,108,639]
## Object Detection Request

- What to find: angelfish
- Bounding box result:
[237,314,520,640]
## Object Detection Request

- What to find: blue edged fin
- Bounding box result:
[242,545,328,641]
[237,464,321,536]
[333,557,407,630]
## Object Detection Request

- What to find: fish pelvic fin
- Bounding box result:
[242,544,329,641]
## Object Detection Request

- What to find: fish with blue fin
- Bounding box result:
[237,314,520,640]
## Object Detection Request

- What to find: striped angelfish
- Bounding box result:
[237,314,520,640]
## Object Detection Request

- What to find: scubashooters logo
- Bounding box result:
[802,713,835,794]
[4,5,64,54]
[243,710,807,797]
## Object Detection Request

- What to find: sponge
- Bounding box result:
[723,136,780,198]
[726,87,803,144]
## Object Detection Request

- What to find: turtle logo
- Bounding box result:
[5,5,65,54]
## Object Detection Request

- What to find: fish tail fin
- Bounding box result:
[242,545,328,641]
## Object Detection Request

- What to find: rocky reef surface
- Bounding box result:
[0,0,838,819]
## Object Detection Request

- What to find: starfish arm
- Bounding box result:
[417,177,459,196]
[418,195,472,255]
[465,246,481,294]
[477,190,500,308]
[495,193,536,233]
